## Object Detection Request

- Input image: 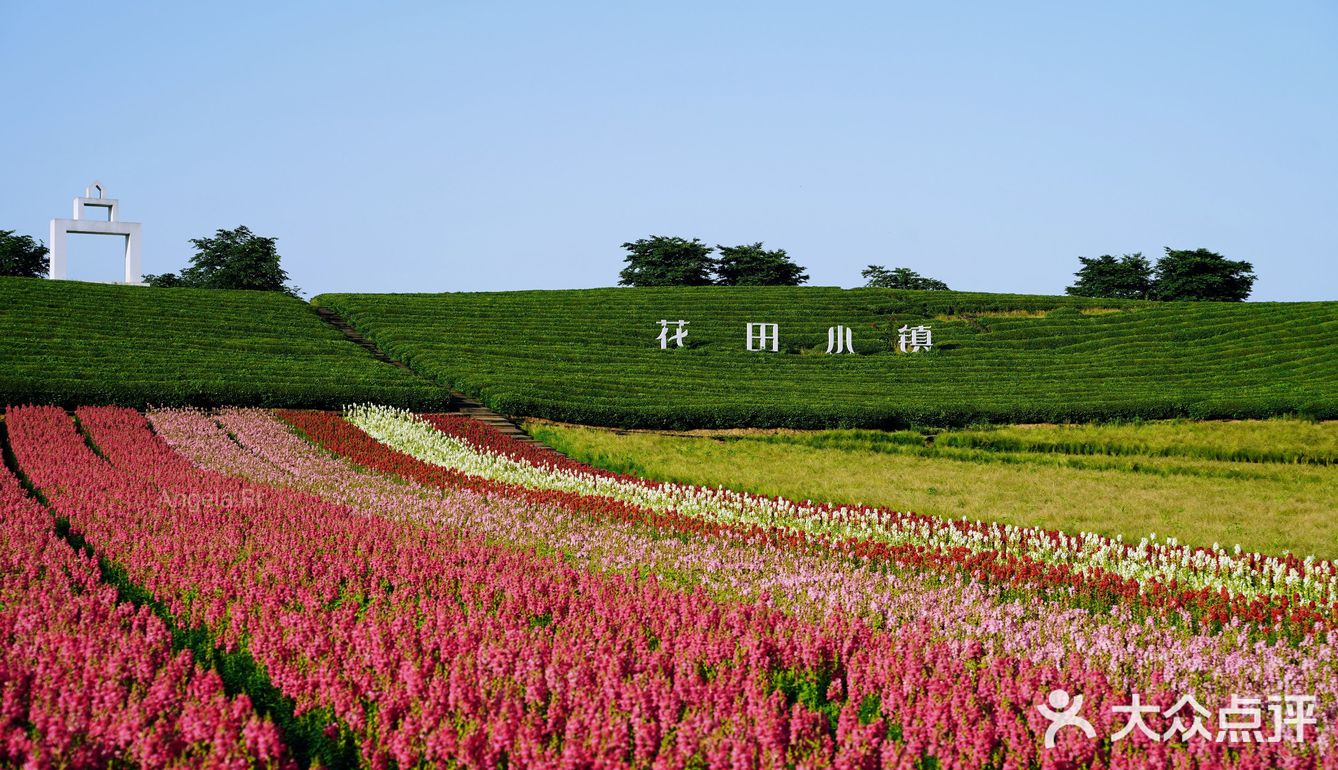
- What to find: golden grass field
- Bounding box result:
[527,417,1338,559]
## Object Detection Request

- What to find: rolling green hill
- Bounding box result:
[317,287,1338,428]
[0,277,443,409]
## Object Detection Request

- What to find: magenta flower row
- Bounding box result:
[0,421,290,769]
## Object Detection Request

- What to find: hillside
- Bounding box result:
[317,287,1338,428]
[0,277,443,409]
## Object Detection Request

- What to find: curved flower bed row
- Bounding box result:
[0,405,1104,768]
[341,404,1338,630]
[156,408,1338,761]
[0,431,289,770]
[11,404,1328,767]
[241,409,1338,700]
[275,409,1317,633]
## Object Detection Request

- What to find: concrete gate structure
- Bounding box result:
[49,181,143,285]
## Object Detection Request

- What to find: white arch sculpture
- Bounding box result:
[49,181,144,284]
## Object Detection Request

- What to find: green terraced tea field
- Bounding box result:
[317,287,1338,428]
[0,277,443,409]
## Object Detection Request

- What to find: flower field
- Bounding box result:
[2,402,1335,768]
[343,405,1338,629]
[0,424,290,769]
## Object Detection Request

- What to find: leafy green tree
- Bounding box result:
[0,230,49,278]
[146,226,299,296]
[1065,253,1153,299]
[860,265,949,290]
[714,242,808,286]
[618,236,717,287]
[1152,248,1255,301]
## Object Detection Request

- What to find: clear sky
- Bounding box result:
[2,1,1335,300]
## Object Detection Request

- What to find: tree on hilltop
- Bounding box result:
[861,265,949,290]
[146,226,300,296]
[714,243,808,286]
[1065,253,1153,300]
[618,236,717,287]
[0,230,49,278]
[1152,248,1255,301]
[1064,248,1255,301]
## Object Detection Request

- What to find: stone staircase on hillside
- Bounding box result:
[312,305,558,454]
[451,393,549,450]
[313,307,410,370]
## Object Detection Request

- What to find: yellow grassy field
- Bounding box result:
[527,418,1338,559]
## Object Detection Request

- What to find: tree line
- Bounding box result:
[2,225,1258,302]
[616,235,1257,301]
[1064,250,1255,302]
[616,238,808,287]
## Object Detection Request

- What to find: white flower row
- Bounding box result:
[344,404,1337,606]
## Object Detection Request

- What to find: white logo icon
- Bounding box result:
[1037,689,1096,748]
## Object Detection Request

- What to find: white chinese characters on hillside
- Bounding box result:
[657,319,689,349]
[825,325,855,354]
[745,323,779,352]
[654,321,933,353]
[49,181,144,285]
[899,324,933,352]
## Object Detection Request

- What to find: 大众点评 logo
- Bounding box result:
[1037,689,1319,748]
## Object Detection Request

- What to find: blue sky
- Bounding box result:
[2,1,1334,300]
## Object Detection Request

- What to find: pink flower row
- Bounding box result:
[0,422,290,769]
